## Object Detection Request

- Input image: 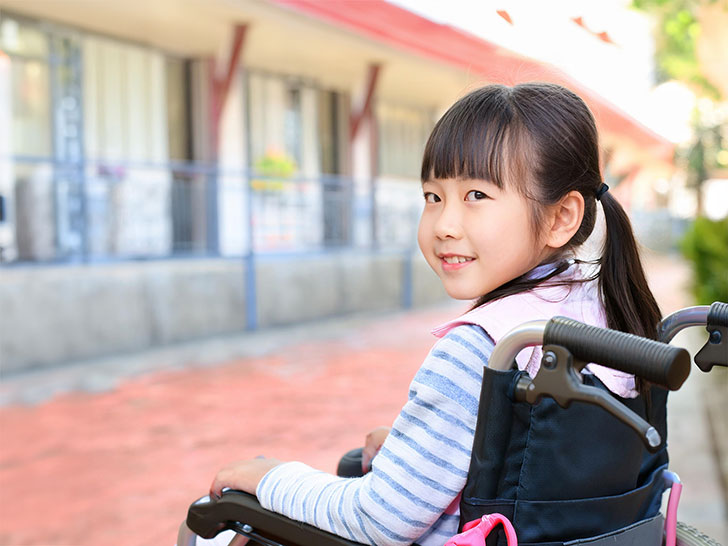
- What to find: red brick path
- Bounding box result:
[0,306,460,546]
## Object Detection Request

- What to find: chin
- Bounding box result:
[444,287,480,301]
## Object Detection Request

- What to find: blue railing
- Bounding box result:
[0,156,422,265]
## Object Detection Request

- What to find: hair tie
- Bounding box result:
[595,183,609,201]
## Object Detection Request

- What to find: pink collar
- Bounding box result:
[432,268,637,398]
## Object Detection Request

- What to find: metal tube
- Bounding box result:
[657,306,709,343]
[177,522,200,546]
[488,320,547,371]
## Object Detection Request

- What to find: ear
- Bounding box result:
[544,190,584,250]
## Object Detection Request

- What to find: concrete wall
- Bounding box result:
[0,252,447,373]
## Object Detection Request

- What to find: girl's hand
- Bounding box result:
[362,426,391,473]
[210,457,283,499]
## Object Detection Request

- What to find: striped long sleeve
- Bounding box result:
[256,324,495,546]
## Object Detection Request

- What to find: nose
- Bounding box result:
[433,203,463,240]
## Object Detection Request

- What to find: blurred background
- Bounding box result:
[0,0,726,545]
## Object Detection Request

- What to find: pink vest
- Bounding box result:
[431,266,637,398]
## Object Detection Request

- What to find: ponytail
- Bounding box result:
[599,192,661,340]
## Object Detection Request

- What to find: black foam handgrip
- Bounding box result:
[544,317,690,391]
[708,302,728,328]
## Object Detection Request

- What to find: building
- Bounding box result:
[0,0,675,371]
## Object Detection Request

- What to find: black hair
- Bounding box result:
[421,83,662,345]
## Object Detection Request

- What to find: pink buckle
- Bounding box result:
[445,513,518,546]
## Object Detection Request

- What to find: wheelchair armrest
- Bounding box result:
[186,489,366,546]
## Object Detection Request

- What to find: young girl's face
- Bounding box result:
[418,177,550,300]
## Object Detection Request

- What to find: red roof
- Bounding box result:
[270,0,673,162]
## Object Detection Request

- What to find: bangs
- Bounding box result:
[421,86,529,189]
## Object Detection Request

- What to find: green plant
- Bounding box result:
[254,150,296,178]
[680,215,728,303]
[251,150,297,192]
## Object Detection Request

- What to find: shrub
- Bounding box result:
[680,216,728,304]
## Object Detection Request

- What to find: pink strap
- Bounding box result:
[445,514,518,546]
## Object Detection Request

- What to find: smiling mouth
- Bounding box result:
[441,255,474,264]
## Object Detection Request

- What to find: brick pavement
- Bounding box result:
[0,304,464,545]
[0,253,725,546]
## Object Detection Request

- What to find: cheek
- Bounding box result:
[485,210,538,262]
[505,202,541,247]
[417,215,428,253]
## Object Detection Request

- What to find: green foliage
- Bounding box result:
[632,0,722,99]
[251,151,297,193]
[680,216,728,303]
[254,151,297,178]
[676,106,727,214]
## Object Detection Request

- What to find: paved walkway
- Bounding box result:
[0,253,725,545]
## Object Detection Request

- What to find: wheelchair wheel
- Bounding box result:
[675,521,722,546]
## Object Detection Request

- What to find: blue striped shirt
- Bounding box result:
[256,324,495,545]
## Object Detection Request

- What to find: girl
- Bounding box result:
[206,83,663,545]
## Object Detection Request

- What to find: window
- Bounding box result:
[377,103,434,179]
[1,17,52,156]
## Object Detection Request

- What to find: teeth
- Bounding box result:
[443,256,472,264]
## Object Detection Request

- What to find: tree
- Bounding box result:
[633,0,727,217]
[632,0,722,99]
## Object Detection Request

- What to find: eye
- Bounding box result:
[465,190,489,201]
[423,192,441,203]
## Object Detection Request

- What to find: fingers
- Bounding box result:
[209,471,225,499]
[209,463,236,499]
[209,457,284,499]
[362,426,392,473]
[361,439,377,473]
[361,448,374,474]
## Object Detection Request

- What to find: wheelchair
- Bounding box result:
[179,302,727,546]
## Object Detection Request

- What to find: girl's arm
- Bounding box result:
[253,324,494,546]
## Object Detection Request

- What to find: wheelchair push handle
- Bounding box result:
[694,301,728,372]
[544,317,691,391]
[708,301,728,327]
[496,317,691,451]
[657,301,728,372]
[656,301,727,343]
[657,305,710,343]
